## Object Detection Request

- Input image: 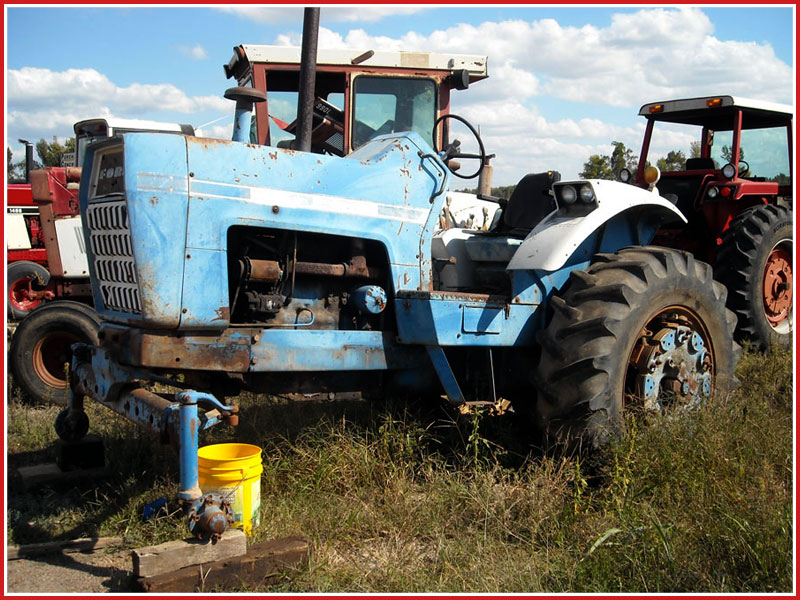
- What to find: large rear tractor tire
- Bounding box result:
[7,260,50,320]
[535,247,739,449]
[9,300,100,406]
[715,204,793,349]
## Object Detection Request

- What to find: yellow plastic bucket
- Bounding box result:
[198,443,263,535]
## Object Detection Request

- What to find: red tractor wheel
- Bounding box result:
[7,261,51,320]
[762,244,793,329]
[9,301,100,405]
[716,204,793,349]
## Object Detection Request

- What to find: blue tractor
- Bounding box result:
[58,14,739,539]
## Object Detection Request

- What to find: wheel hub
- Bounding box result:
[9,278,41,312]
[628,309,714,413]
[763,245,793,327]
[32,332,80,389]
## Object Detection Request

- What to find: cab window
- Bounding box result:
[352,76,436,149]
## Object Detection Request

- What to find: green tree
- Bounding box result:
[580,154,613,179]
[7,147,15,181]
[35,137,76,167]
[7,147,27,182]
[656,150,686,172]
[689,141,702,159]
[769,173,790,185]
[720,144,744,164]
[609,140,638,174]
[580,141,638,179]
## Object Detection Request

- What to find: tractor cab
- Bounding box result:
[629,96,793,253]
[626,95,793,349]
[223,44,488,157]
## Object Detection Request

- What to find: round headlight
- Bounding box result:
[644,165,661,185]
[707,186,719,199]
[560,185,577,205]
[579,184,595,203]
[722,163,736,179]
[619,168,632,183]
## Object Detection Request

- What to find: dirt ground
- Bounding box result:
[5,547,135,593]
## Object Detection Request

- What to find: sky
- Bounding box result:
[4,4,796,185]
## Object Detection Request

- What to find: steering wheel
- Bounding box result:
[738,160,750,177]
[432,113,487,179]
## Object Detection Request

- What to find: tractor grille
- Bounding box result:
[86,200,142,314]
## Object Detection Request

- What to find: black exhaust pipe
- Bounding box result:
[18,139,33,182]
[292,7,320,152]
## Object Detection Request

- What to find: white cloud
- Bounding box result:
[5,67,231,153]
[6,8,792,184]
[177,44,209,60]
[298,8,792,109]
[215,6,426,25]
[7,67,229,115]
[270,8,792,181]
[194,123,233,140]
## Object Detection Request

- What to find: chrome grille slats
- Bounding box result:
[86,199,141,314]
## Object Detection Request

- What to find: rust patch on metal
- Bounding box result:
[104,325,253,372]
[199,138,231,149]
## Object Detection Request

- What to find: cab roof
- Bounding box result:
[230,44,489,83]
[74,118,194,136]
[639,95,793,130]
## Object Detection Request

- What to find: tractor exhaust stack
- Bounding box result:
[292,7,320,152]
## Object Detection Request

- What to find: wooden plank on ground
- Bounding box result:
[7,536,123,560]
[17,463,109,491]
[135,535,309,593]
[132,529,247,578]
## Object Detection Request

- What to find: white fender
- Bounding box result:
[506,179,686,272]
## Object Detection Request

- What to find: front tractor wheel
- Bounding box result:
[535,247,739,449]
[716,204,793,349]
[9,301,100,406]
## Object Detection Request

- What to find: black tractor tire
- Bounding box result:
[535,247,739,449]
[715,204,793,349]
[9,300,101,406]
[7,260,50,320]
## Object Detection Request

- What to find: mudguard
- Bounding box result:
[506,179,686,272]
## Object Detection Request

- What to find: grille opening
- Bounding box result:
[86,200,141,314]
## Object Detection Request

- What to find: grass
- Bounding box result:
[4,345,794,592]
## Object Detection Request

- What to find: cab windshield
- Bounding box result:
[647,121,790,182]
[352,76,436,149]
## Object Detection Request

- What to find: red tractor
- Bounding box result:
[7,180,52,318]
[624,95,793,349]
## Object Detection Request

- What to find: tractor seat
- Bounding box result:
[493,171,560,236]
[431,171,561,279]
[685,157,715,171]
[460,170,560,263]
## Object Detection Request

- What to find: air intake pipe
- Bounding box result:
[224,87,267,143]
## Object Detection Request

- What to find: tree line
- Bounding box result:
[578,140,704,179]
[7,137,75,182]
[461,139,787,198]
